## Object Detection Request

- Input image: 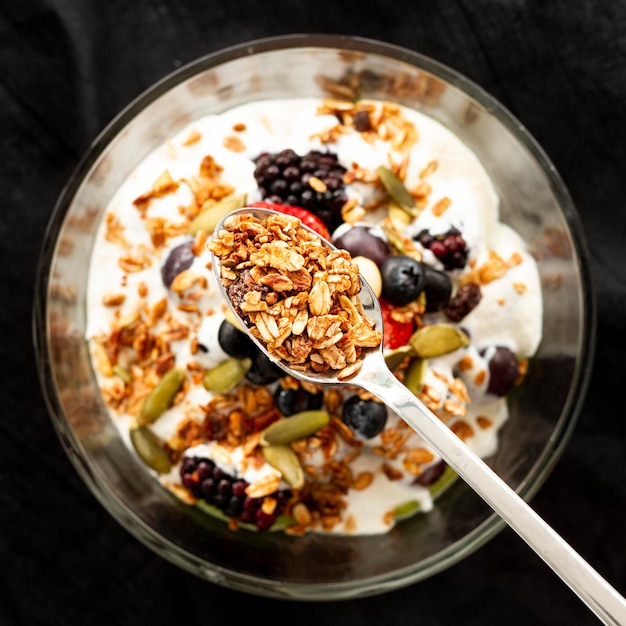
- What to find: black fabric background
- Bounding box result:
[2,1,625,624]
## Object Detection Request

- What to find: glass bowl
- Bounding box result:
[33,34,595,600]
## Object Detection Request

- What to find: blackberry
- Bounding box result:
[414,227,469,270]
[253,149,348,233]
[180,456,292,531]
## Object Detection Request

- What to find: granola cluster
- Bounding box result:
[208,211,383,381]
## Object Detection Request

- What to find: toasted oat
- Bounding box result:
[245,473,281,498]
[431,196,452,217]
[102,292,126,307]
[223,135,246,152]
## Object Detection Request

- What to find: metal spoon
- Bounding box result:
[212,207,626,625]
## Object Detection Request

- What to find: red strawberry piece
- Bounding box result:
[247,201,331,239]
[380,298,414,350]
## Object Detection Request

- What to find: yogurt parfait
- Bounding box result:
[86,96,542,535]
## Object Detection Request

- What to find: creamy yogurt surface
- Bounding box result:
[86,97,542,535]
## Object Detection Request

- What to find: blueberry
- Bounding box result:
[422,265,452,312]
[217,319,256,358]
[245,351,284,385]
[380,255,426,306]
[480,346,519,396]
[274,386,324,416]
[342,395,388,439]
[161,240,194,287]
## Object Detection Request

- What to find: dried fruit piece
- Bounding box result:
[188,193,247,234]
[130,426,172,473]
[262,444,304,489]
[408,324,469,358]
[444,282,482,321]
[260,410,330,446]
[139,367,186,425]
[380,298,415,349]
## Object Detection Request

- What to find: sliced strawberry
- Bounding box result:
[380,298,414,350]
[247,201,331,240]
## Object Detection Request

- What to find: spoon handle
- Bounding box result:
[360,356,626,625]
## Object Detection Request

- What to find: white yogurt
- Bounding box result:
[86,98,542,535]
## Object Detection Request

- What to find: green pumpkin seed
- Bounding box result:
[403,357,427,395]
[113,365,132,384]
[430,464,458,498]
[380,223,408,255]
[130,426,172,474]
[139,366,186,425]
[260,410,330,446]
[387,203,413,226]
[408,324,469,358]
[188,193,247,235]
[394,466,459,520]
[384,346,414,370]
[202,357,252,394]
[377,166,417,210]
[262,444,304,489]
[394,499,420,520]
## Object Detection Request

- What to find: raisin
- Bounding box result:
[444,283,482,322]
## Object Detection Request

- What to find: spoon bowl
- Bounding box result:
[212,207,626,625]
[213,206,385,386]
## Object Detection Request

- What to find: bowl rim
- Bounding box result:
[32,33,597,599]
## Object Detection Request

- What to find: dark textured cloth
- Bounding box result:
[1,1,625,624]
